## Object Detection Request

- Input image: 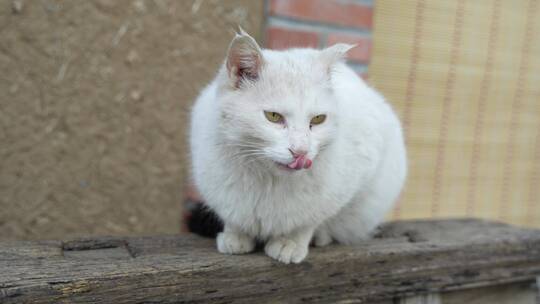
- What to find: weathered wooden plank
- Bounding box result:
[398,293,441,304]
[1,219,540,303]
[399,281,538,304]
[441,281,537,304]
[536,276,540,304]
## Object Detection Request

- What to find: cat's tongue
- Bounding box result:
[287,155,312,170]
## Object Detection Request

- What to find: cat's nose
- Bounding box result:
[288,148,307,158]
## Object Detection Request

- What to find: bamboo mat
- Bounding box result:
[369,0,540,227]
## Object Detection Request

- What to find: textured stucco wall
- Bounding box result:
[0,0,263,240]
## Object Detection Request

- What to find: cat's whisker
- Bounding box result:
[240,155,268,167]
[220,151,268,164]
[224,143,266,150]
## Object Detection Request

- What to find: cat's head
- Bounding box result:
[216,30,354,173]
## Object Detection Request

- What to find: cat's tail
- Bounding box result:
[183,189,223,238]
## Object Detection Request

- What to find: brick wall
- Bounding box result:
[265,0,373,79]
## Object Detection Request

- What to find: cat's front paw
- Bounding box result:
[265,237,308,264]
[313,228,333,247]
[217,232,255,254]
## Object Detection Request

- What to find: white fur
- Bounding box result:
[189,33,407,264]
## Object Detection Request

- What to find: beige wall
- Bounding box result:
[0,0,264,240]
[370,0,540,227]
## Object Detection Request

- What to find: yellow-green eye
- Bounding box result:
[310,114,326,125]
[264,111,284,123]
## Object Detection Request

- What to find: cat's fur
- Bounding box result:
[189,31,407,264]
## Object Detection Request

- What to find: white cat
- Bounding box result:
[189,31,407,264]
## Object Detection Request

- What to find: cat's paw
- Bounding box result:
[265,237,308,264]
[216,232,255,254]
[313,229,333,247]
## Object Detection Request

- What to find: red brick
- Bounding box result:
[266,27,319,49]
[327,33,372,63]
[269,0,372,29]
[358,71,368,81]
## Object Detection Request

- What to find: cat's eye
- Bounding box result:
[310,114,326,126]
[264,111,284,123]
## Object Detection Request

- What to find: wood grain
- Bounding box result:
[1,219,540,303]
[442,281,537,304]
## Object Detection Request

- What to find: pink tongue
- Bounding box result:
[287,155,312,170]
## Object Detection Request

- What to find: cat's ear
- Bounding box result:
[226,30,264,88]
[319,43,356,69]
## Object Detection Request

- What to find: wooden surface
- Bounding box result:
[441,281,538,304]
[1,219,540,303]
[399,281,538,304]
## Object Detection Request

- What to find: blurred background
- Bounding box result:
[0,0,538,241]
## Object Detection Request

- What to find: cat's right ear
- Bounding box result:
[320,43,356,68]
[225,31,264,89]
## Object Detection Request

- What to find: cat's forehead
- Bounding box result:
[232,48,335,111]
[260,49,329,87]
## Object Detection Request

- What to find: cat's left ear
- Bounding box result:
[320,43,356,70]
[226,30,264,88]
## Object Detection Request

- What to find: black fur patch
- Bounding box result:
[186,201,224,238]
